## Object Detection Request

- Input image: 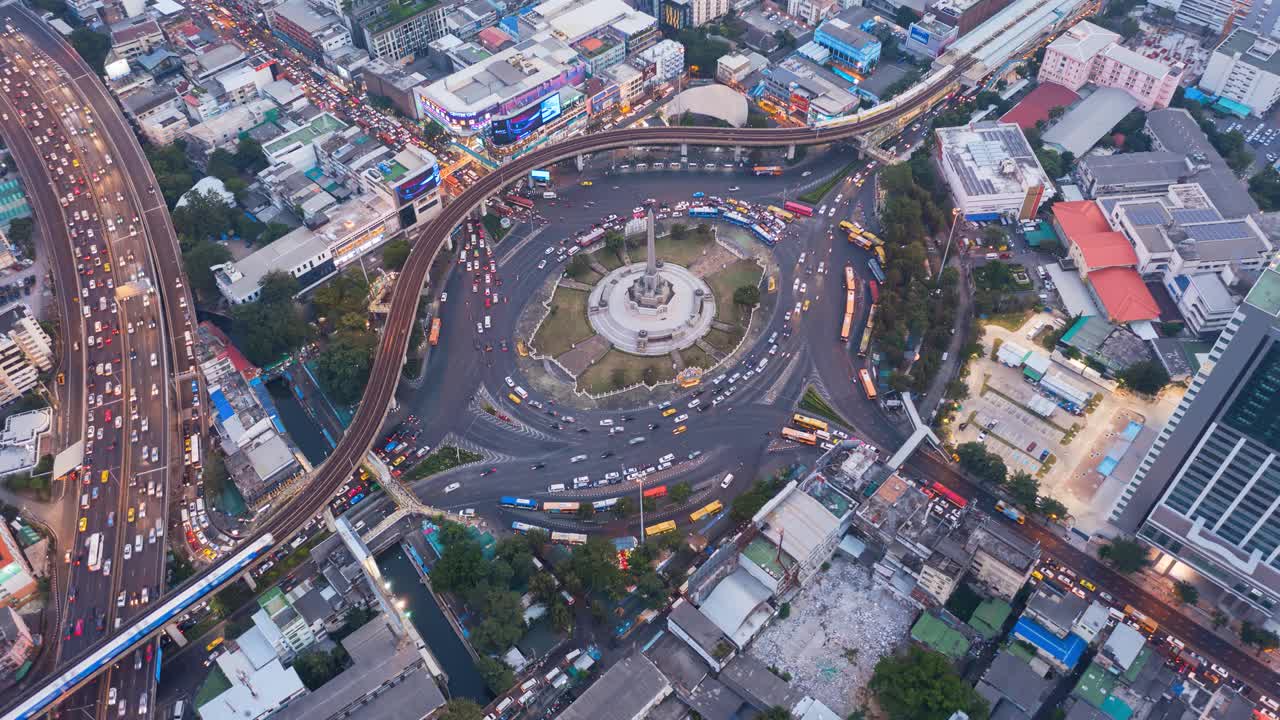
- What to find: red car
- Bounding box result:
[104,409,111,422]
[74,619,83,636]
[145,643,153,662]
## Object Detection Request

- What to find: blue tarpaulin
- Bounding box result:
[210,389,234,422]
[1013,617,1087,669]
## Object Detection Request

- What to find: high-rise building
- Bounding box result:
[1176,0,1251,35]
[1111,267,1280,613]
[1199,29,1280,118]
[0,523,36,609]
[0,607,33,676]
[0,337,38,407]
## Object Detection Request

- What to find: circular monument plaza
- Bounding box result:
[586,211,716,356]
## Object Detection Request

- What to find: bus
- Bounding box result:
[858,305,876,357]
[85,532,103,572]
[645,520,677,536]
[551,531,588,545]
[187,435,201,467]
[543,502,581,514]
[844,265,856,291]
[868,280,880,304]
[927,481,968,508]
[688,206,720,218]
[792,414,829,432]
[500,496,540,511]
[862,229,883,246]
[591,498,618,512]
[780,427,817,445]
[767,205,795,221]
[505,194,534,210]
[858,368,877,400]
[867,258,886,283]
[642,485,667,499]
[753,166,784,176]
[874,246,887,265]
[840,312,853,343]
[576,227,605,248]
[511,521,548,534]
[689,500,724,523]
[845,290,856,317]
[428,317,441,346]
[783,200,814,217]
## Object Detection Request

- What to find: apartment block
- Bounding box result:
[1200,29,1280,118]
[0,307,53,372]
[362,0,447,62]
[0,523,36,609]
[1038,20,1183,110]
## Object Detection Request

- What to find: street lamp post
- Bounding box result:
[638,478,646,543]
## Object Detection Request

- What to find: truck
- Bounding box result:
[995,500,1025,524]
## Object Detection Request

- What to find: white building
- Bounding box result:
[0,337,38,408]
[0,607,33,676]
[1176,0,1249,34]
[633,39,684,84]
[691,0,730,25]
[1164,271,1238,334]
[0,523,35,609]
[1199,28,1280,118]
[934,121,1054,222]
[197,626,306,720]
[0,306,53,372]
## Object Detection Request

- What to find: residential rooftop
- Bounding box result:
[366,0,440,33]
[556,652,672,720]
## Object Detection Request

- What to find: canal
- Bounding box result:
[376,545,492,704]
[265,377,331,466]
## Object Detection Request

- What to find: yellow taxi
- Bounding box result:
[101,470,109,483]
[580,180,593,187]
[1031,568,1044,581]
[103,263,111,272]
[508,392,522,404]
[673,425,687,435]
[127,507,135,523]
[802,299,811,311]
[78,517,87,532]
[72,158,78,167]
[1079,577,1097,592]
[662,407,677,417]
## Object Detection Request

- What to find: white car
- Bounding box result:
[599,418,614,426]
[443,482,461,493]
[505,376,516,388]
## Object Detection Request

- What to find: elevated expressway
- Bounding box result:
[2,58,972,718]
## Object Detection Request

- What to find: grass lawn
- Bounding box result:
[578,350,676,394]
[195,666,231,708]
[532,287,593,357]
[983,310,1032,332]
[706,259,763,326]
[595,248,626,271]
[704,327,743,354]
[680,344,716,371]
[632,227,715,268]
[407,446,484,481]
[799,386,853,428]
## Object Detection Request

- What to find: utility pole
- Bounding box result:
[638,477,646,543]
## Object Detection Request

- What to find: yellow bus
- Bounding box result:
[844,265,855,291]
[858,368,877,400]
[874,246,886,265]
[845,290,856,316]
[840,312,853,343]
[645,520,677,536]
[766,205,795,222]
[839,220,856,233]
[858,305,876,357]
[792,414,829,432]
[689,500,724,523]
[781,427,818,445]
[863,229,883,246]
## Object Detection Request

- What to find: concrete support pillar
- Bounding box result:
[575,153,586,171]
[241,571,257,592]
[787,144,795,160]
[733,146,742,162]
[163,623,188,647]
[681,143,688,159]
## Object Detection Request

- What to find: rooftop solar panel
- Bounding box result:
[1185,221,1253,241]
[1170,208,1221,224]
[1126,205,1170,226]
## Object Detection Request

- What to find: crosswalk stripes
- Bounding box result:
[437,432,517,466]
[762,352,810,406]
[469,388,556,441]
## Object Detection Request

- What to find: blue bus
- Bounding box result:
[722,211,751,227]
[867,258,886,283]
[750,225,776,246]
[688,206,719,218]
[499,496,539,510]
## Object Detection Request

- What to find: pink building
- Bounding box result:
[1038,21,1184,111]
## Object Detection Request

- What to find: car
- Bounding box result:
[505,376,515,388]
[1027,441,1037,452]
[673,425,687,435]
[1079,577,1097,591]
[78,517,87,532]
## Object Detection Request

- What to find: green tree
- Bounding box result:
[1241,622,1280,653]
[231,273,311,366]
[605,231,625,259]
[761,708,793,720]
[869,646,989,720]
[733,285,761,307]
[1248,166,1280,211]
[567,254,592,280]
[1037,496,1068,520]
[1004,470,1040,509]
[567,537,624,595]
[70,28,111,74]
[182,240,233,301]
[475,656,514,695]
[437,700,485,720]
[234,137,267,174]
[293,648,348,690]
[171,189,238,246]
[614,497,632,518]
[313,327,377,405]
[528,572,559,605]
[576,502,596,521]
[381,238,411,270]
[6,217,34,259]
[311,272,370,321]
[610,367,628,389]
[550,600,573,634]
[1099,538,1150,574]
[955,442,1007,485]
[1174,581,1199,606]
[670,482,692,504]
[1118,360,1171,395]
[893,5,919,27]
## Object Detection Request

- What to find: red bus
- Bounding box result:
[868,280,880,304]
[642,485,667,499]
[926,481,968,508]
[783,201,814,217]
[752,166,784,176]
[505,194,534,210]
[428,318,441,346]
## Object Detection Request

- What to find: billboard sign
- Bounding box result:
[530,169,551,183]
[395,164,440,205]
[490,94,562,147]
[910,25,931,46]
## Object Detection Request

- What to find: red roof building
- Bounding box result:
[999,83,1080,131]
[1053,201,1137,273]
[1088,268,1160,323]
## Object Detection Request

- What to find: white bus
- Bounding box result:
[86,532,103,572]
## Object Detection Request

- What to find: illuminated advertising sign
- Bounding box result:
[530,169,551,182]
[790,92,811,115]
[490,94,563,147]
[910,25,930,45]
[395,164,440,205]
[332,224,387,265]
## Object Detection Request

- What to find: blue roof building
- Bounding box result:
[814,16,881,72]
[1013,617,1087,670]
